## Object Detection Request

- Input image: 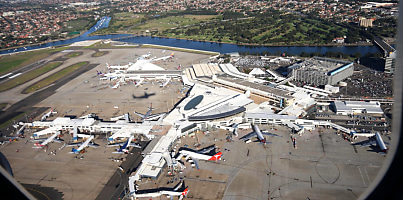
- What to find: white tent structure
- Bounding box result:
[249,68,266,77]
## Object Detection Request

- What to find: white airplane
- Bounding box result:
[134,104,165,122]
[152,52,174,62]
[222,123,239,137]
[350,130,375,139]
[358,132,389,154]
[33,132,64,148]
[159,78,170,88]
[41,108,57,121]
[107,135,141,154]
[106,62,132,70]
[133,180,188,200]
[239,124,281,144]
[111,82,120,89]
[70,135,98,154]
[177,147,222,170]
[138,52,152,60]
[101,71,123,79]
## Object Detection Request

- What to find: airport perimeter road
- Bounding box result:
[96,141,148,200]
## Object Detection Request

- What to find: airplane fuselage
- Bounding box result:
[34,132,58,147]
[253,125,267,144]
[375,132,388,153]
[179,150,221,161]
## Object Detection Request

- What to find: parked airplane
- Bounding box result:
[33,132,64,148]
[106,62,132,70]
[358,132,389,154]
[70,135,98,154]
[159,79,170,88]
[96,70,104,76]
[138,52,151,60]
[108,136,141,154]
[111,82,120,89]
[132,180,188,200]
[101,71,123,79]
[239,124,281,144]
[41,108,57,121]
[177,146,222,170]
[152,52,174,62]
[134,104,165,122]
[222,123,239,137]
[6,123,26,141]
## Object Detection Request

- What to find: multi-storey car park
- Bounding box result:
[288,57,354,86]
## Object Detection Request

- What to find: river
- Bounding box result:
[120,36,383,55]
[0,16,383,56]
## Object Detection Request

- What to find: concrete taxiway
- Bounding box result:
[136,125,386,200]
[0,45,388,200]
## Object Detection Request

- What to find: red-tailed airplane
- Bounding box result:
[132,180,188,200]
[152,52,174,62]
[176,145,222,170]
[32,132,64,148]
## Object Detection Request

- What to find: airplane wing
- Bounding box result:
[198,145,215,154]
[66,141,84,146]
[53,138,64,143]
[134,112,145,118]
[360,140,377,147]
[30,138,47,142]
[106,142,124,147]
[128,143,141,148]
[239,132,257,141]
[261,131,282,137]
[145,113,166,121]
[189,157,200,170]
[88,143,99,148]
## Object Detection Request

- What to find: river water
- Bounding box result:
[0,16,383,56]
[120,36,382,55]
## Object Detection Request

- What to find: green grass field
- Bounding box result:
[0,103,8,111]
[0,46,70,77]
[65,52,83,58]
[23,62,88,94]
[92,51,108,57]
[98,14,217,35]
[62,19,92,32]
[0,62,62,92]
[0,112,27,129]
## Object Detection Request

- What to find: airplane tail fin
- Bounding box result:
[208,152,222,161]
[106,63,110,68]
[181,188,189,197]
[170,52,174,57]
[148,103,155,110]
[72,147,78,154]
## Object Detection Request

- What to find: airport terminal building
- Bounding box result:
[288,57,354,86]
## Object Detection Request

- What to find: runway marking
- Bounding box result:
[0,72,12,79]
[9,73,22,79]
[364,166,371,184]
[357,166,367,187]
